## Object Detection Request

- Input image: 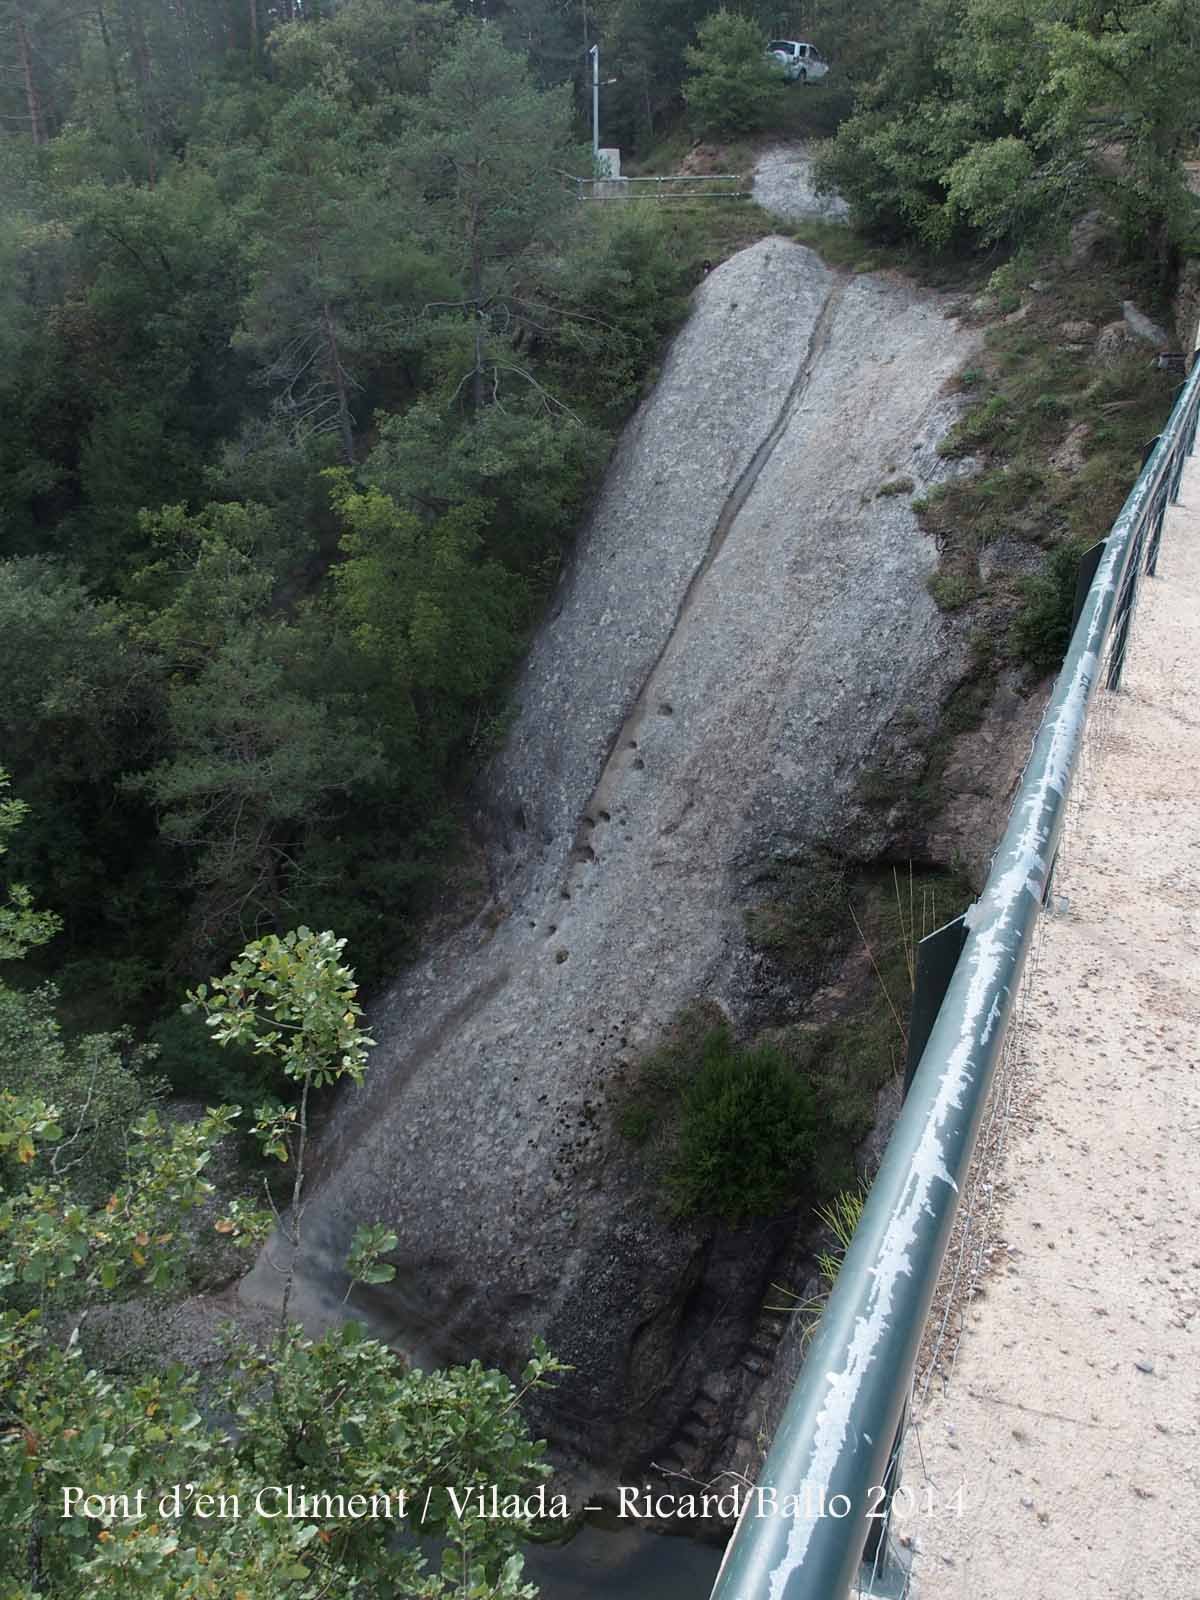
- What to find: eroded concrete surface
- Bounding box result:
[896,450,1200,1597]
[242,237,985,1482]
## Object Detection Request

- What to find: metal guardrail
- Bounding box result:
[570,173,750,201]
[710,351,1200,1600]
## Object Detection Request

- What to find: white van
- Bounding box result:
[766,40,830,83]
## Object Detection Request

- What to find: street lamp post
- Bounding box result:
[590,44,599,159]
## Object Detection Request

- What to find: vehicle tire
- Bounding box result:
[798,68,807,83]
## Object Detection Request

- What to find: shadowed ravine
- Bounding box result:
[242,237,985,1490]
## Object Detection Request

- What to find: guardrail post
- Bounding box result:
[1185,389,1200,459]
[1104,521,1146,690]
[1071,540,1106,639]
[857,1422,910,1596]
[903,916,970,1099]
[1145,478,1170,578]
[857,911,969,1587]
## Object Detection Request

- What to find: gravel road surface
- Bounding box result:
[895,450,1200,1598]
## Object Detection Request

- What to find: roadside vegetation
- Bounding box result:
[765,1184,867,1342]
[918,268,1178,668]
[811,0,1196,668]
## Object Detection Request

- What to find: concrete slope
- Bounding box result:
[242,238,981,1481]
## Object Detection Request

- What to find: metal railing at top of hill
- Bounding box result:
[568,172,750,200]
[709,350,1200,1600]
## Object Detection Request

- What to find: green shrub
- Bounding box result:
[683,10,784,138]
[984,259,1028,314]
[926,569,979,610]
[743,851,848,971]
[938,394,1011,456]
[666,1027,821,1223]
[616,1101,656,1145]
[147,1005,280,1106]
[621,873,972,1223]
[975,460,1045,509]
[0,983,161,1206]
[1011,537,1091,672]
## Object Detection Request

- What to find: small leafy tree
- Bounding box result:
[185,925,377,1336]
[1,1092,565,1596]
[683,10,784,138]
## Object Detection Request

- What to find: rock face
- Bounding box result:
[1121,300,1171,349]
[1068,209,1117,266]
[241,238,983,1485]
[1096,320,1139,361]
[927,668,1052,888]
[1057,319,1097,344]
[752,143,850,223]
[1048,420,1092,476]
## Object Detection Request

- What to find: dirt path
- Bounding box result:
[893,452,1200,1596]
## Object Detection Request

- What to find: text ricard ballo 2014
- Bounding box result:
[61,1479,965,1526]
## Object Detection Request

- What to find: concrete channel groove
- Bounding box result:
[565,274,850,894]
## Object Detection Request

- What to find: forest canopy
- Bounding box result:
[0,0,706,1059]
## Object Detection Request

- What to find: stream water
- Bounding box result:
[522,1523,724,1599]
